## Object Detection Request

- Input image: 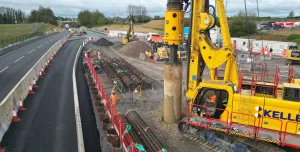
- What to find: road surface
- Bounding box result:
[0,31,68,102]
[0,38,82,152]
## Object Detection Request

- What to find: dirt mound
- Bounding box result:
[120,41,151,58]
[92,38,114,46]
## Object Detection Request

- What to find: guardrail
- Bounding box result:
[85,53,140,152]
[0,33,71,142]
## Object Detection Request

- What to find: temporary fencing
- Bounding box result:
[85,53,140,152]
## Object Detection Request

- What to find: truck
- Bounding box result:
[79,26,87,35]
[65,24,69,29]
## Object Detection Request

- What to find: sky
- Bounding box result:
[1,0,300,18]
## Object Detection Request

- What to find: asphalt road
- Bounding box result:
[76,51,101,152]
[0,31,68,102]
[0,39,82,152]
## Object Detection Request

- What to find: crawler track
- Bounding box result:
[178,121,286,152]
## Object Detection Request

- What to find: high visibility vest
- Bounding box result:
[282,49,287,57]
[208,95,217,103]
[232,43,236,49]
[111,94,119,107]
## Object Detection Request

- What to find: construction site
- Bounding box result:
[2,0,300,152]
[80,12,300,151]
[76,0,300,151]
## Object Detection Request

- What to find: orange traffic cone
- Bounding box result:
[39,71,43,79]
[46,60,50,68]
[29,84,35,95]
[19,98,26,111]
[12,107,20,122]
[42,66,46,75]
[33,79,37,88]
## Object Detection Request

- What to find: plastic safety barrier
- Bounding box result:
[85,53,140,152]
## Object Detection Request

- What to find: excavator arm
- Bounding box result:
[185,0,238,99]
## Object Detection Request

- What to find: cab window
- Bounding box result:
[193,88,228,118]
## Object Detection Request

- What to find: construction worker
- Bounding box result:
[250,45,253,53]
[232,41,237,51]
[282,49,287,58]
[111,90,119,108]
[269,48,273,59]
[207,95,217,104]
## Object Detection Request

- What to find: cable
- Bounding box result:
[255,0,269,82]
[243,0,254,73]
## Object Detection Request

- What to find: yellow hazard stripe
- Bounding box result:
[257,137,279,144]
[229,131,252,138]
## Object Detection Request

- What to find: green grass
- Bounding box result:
[0,23,44,48]
[151,27,164,31]
[0,23,39,40]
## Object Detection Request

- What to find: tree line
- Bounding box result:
[0,7,25,24]
[127,4,150,23]
[78,10,112,27]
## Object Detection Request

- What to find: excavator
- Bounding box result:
[122,21,138,45]
[163,0,300,151]
[286,45,300,65]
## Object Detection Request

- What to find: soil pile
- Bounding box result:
[93,38,114,46]
[120,41,151,58]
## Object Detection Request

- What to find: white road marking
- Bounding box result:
[72,45,85,152]
[27,49,35,54]
[14,56,25,63]
[0,66,9,73]
[37,45,43,48]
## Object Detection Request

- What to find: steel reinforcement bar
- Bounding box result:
[117,58,151,88]
[100,59,126,91]
[126,110,165,152]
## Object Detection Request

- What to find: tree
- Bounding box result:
[0,7,25,24]
[127,4,149,23]
[77,10,110,27]
[229,11,257,37]
[28,6,57,25]
[288,10,295,18]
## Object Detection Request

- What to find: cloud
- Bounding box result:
[1,0,299,18]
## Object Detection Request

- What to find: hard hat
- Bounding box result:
[111,90,116,94]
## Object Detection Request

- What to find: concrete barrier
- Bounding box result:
[0,33,71,143]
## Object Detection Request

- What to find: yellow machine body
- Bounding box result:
[286,49,300,64]
[163,10,184,45]
[181,0,300,147]
[122,21,134,45]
